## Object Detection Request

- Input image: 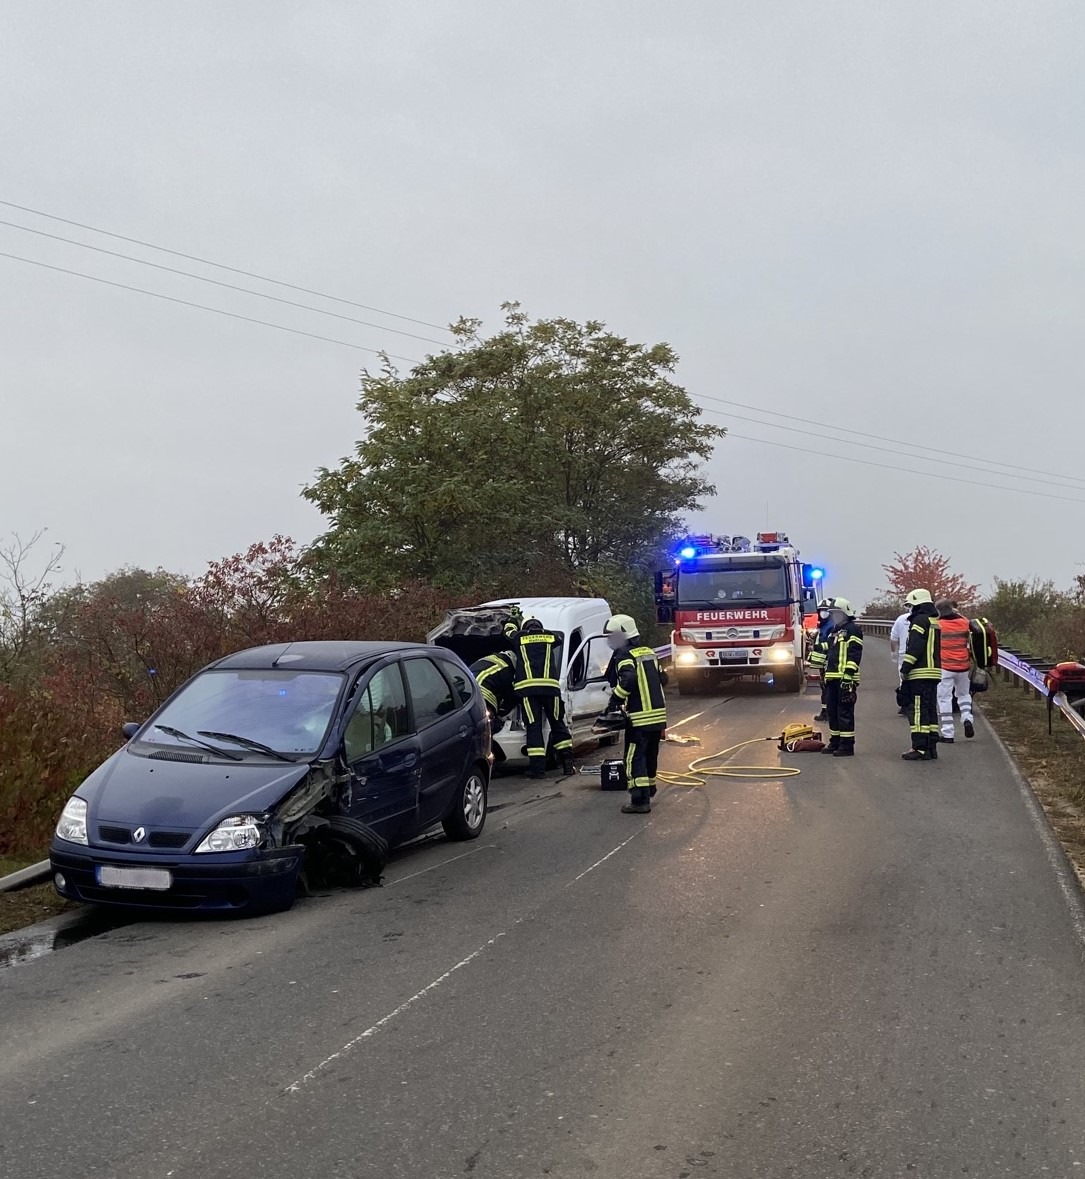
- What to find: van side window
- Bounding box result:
[568,628,585,686]
[344,664,410,761]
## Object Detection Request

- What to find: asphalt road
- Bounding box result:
[4,646,1085,1178]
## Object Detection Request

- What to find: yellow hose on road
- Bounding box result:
[658,736,802,787]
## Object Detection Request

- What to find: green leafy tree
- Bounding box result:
[303,305,724,596]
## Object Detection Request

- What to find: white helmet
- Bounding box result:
[905,588,932,606]
[604,614,638,647]
[830,597,856,618]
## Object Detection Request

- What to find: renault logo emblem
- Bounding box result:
[133,826,146,843]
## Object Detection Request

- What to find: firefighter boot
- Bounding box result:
[621,788,651,815]
[561,754,575,777]
[528,757,546,781]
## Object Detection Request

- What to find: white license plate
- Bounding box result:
[715,649,750,662]
[97,865,172,890]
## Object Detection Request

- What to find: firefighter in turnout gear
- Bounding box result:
[603,614,668,814]
[513,617,574,779]
[469,650,518,733]
[899,588,942,761]
[821,598,863,756]
[809,599,834,723]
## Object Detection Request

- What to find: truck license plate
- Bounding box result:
[715,649,749,662]
[96,865,172,890]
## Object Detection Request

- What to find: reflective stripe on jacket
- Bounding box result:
[938,615,971,672]
[470,652,518,713]
[613,642,667,728]
[513,631,562,695]
[824,621,864,682]
[901,604,941,680]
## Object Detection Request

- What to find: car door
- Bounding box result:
[565,634,615,733]
[402,655,470,826]
[341,662,421,834]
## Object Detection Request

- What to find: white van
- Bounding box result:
[426,596,618,765]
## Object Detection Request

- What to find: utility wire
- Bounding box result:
[0,197,456,335]
[704,406,1085,494]
[698,392,1085,489]
[0,251,423,364]
[718,425,1085,505]
[0,218,453,348]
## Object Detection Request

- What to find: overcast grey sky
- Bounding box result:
[3,1,1084,607]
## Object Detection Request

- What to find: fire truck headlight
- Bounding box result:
[769,648,793,663]
[676,652,698,665]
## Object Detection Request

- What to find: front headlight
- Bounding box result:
[56,796,89,845]
[676,651,698,665]
[195,815,265,853]
[769,647,793,662]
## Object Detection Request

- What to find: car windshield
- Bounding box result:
[678,562,790,606]
[138,669,345,757]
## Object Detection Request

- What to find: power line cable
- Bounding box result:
[0,251,423,364]
[0,218,453,348]
[717,425,1085,505]
[697,392,1085,489]
[702,405,1085,494]
[0,197,456,335]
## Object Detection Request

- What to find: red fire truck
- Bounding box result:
[655,532,825,695]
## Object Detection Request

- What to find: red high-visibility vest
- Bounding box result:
[939,616,971,671]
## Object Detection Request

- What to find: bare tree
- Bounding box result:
[0,529,65,678]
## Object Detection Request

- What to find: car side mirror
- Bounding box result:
[122,721,141,740]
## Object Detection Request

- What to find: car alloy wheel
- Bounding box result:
[444,767,487,841]
[463,773,486,830]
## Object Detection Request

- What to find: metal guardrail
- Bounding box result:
[0,859,51,894]
[859,617,1085,743]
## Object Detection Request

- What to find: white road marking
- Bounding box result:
[386,843,497,887]
[668,710,705,729]
[284,773,677,1094]
[568,828,650,884]
[283,931,507,1093]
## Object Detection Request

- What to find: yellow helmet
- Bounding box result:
[905,589,933,606]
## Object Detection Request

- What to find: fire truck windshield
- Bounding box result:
[677,562,790,606]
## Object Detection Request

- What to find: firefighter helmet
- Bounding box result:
[905,589,933,606]
[604,614,639,637]
[831,597,856,618]
[520,616,544,633]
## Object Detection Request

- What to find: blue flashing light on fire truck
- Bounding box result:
[654,531,825,696]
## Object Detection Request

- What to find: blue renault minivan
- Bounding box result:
[50,641,490,914]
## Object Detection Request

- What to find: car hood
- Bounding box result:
[78,748,313,830]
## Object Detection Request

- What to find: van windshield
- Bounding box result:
[678,562,790,606]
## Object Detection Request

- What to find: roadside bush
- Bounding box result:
[978,577,1085,663]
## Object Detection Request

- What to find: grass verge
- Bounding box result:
[0,855,75,936]
[981,677,1085,884]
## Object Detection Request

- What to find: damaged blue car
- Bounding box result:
[50,641,491,914]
